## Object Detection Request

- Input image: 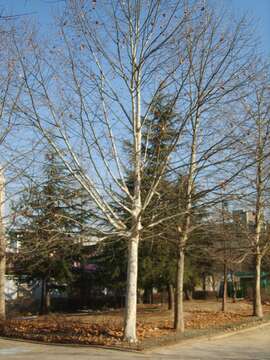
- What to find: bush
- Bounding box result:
[192,291,217,300]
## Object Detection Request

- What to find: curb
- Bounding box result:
[0,336,143,354]
[1,319,270,354]
[145,320,270,353]
[206,320,270,340]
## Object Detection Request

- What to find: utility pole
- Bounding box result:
[0,168,5,321]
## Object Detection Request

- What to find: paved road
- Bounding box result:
[1,325,270,360]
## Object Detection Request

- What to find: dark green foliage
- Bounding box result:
[89,92,206,303]
[142,92,178,177]
[138,92,179,292]
[10,151,92,312]
[94,238,127,293]
[93,92,181,299]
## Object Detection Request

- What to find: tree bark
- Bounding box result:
[202,273,206,294]
[174,106,198,332]
[222,261,227,312]
[123,45,142,342]
[253,254,263,318]
[46,288,51,311]
[79,260,87,308]
[231,271,237,303]
[0,170,5,322]
[167,284,174,310]
[174,246,185,332]
[212,274,216,292]
[123,225,139,342]
[40,278,49,315]
[0,242,5,322]
[184,287,192,301]
[252,115,263,318]
[137,289,143,304]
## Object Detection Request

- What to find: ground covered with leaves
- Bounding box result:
[0,301,270,349]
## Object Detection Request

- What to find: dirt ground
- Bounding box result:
[1,324,270,359]
[63,299,270,325]
[1,300,270,347]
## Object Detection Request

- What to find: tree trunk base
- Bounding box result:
[174,247,185,332]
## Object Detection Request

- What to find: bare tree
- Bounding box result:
[12,0,260,339]
[13,0,209,342]
[0,19,24,321]
[238,69,270,318]
[0,170,5,321]
[203,201,251,312]
[170,3,258,331]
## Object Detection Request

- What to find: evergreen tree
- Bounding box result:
[10,151,92,314]
[138,92,179,303]
[94,92,181,305]
[92,93,208,310]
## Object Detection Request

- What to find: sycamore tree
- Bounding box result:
[202,201,251,312]
[0,170,5,321]
[95,91,179,307]
[169,3,259,331]
[137,91,178,304]
[236,68,270,318]
[13,0,260,339]
[13,0,209,342]
[0,18,25,322]
[10,151,92,314]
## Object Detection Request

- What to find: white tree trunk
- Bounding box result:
[253,117,263,318]
[168,284,174,310]
[222,261,228,312]
[253,254,263,318]
[0,244,5,322]
[174,243,185,332]
[123,222,140,342]
[0,170,5,322]
[174,113,198,332]
[123,48,141,341]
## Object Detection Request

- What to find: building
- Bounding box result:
[232,210,255,227]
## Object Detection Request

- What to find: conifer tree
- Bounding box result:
[95,92,180,305]
[10,151,92,314]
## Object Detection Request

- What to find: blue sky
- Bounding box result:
[0,0,269,55]
[230,0,270,55]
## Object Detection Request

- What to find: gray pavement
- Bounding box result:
[0,324,270,359]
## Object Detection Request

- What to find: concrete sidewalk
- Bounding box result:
[1,324,270,359]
